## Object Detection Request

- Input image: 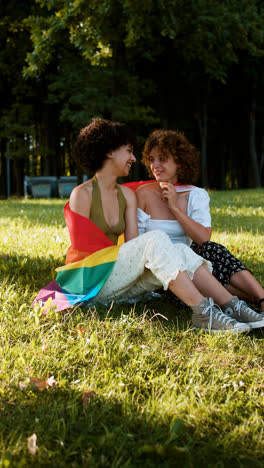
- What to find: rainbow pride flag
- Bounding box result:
[34,202,120,312]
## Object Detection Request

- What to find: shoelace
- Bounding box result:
[234,300,258,318]
[202,297,234,330]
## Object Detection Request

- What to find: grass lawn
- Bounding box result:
[0,189,263,467]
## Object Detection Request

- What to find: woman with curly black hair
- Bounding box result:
[137,128,264,318]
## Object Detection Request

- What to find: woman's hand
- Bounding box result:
[160,182,211,245]
[160,182,179,211]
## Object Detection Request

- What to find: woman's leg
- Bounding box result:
[96,231,211,303]
[227,270,264,311]
[168,270,251,333]
[192,241,264,310]
[192,264,232,305]
[168,271,204,305]
[171,265,264,329]
[225,284,252,302]
[96,231,250,333]
[191,241,247,287]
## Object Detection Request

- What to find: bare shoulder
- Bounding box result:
[70,180,93,202]
[69,180,93,217]
[136,182,157,195]
[136,183,157,203]
[119,184,136,204]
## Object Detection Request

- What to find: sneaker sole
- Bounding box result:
[226,314,264,329]
[193,326,250,334]
[246,319,264,329]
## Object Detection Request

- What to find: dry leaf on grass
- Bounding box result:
[82,390,96,407]
[29,376,58,392]
[27,433,38,455]
[73,327,85,334]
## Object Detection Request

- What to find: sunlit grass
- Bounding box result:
[0,190,263,467]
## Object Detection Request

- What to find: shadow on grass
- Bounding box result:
[1,388,263,467]
[91,298,264,341]
[1,252,262,340]
[0,253,64,291]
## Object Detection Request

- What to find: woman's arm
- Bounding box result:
[121,186,138,241]
[170,207,211,244]
[136,186,147,211]
[69,183,92,219]
[161,183,212,245]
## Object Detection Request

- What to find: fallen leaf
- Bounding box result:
[195,346,207,351]
[82,390,96,407]
[29,376,58,392]
[73,327,85,334]
[29,377,47,392]
[27,433,38,455]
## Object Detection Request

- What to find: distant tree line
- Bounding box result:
[0,0,264,196]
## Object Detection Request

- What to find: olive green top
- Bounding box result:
[89,176,126,244]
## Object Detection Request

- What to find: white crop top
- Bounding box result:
[137,187,211,246]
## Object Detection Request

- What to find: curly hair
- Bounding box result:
[73,117,135,173]
[142,129,200,184]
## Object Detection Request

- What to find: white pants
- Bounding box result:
[95,231,212,303]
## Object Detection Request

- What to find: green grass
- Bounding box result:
[0,189,263,467]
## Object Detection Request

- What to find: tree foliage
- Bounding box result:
[0,0,264,194]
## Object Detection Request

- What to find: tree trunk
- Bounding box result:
[249,79,261,188]
[260,135,264,178]
[198,99,209,188]
[0,138,7,197]
[219,140,226,190]
[13,158,25,196]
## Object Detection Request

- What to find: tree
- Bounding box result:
[1,0,264,193]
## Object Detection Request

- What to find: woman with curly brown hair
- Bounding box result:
[137,128,264,317]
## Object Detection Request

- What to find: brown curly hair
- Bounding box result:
[73,117,135,173]
[142,129,200,184]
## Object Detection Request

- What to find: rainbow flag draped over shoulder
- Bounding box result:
[34,202,120,312]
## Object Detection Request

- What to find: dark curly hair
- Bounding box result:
[73,117,135,173]
[142,129,200,184]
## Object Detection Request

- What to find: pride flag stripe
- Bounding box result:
[56,260,117,295]
[56,245,120,272]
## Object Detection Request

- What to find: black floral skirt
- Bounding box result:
[191,241,248,287]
